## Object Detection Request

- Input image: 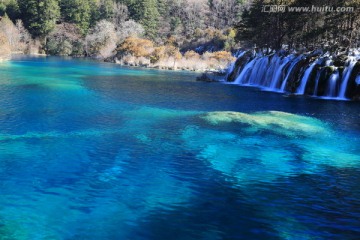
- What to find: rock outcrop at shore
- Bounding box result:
[196,71,226,82]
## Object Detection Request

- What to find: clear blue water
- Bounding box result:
[1,56,360,239]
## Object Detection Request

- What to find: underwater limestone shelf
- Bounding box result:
[180,110,360,186]
[180,109,360,240]
[201,111,328,137]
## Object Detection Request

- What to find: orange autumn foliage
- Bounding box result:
[118,37,154,57]
[202,51,235,62]
[151,45,182,63]
[184,50,200,60]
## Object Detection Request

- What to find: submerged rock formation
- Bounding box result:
[226,50,360,100]
[201,111,328,137]
[196,71,226,82]
[181,110,360,187]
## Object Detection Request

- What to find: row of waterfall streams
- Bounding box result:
[226,50,360,100]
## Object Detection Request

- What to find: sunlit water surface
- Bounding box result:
[0,56,360,239]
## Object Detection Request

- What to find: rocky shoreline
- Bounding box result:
[196,71,227,82]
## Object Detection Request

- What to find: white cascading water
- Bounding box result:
[235,50,246,58]
[338,58,357,99]
[225,62,236,80]
[226,51,246,80]
[234,57,258,84]
[245,57,269,86]
[296,60,319,94]
[228,50,359,100]
[262,54,283,88]
[312,70,322,96]
[280,55,304,91]
[326,71,340,98]
[269,55,295,90]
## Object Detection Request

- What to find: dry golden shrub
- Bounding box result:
[184,50,200,60]
[202,51,235,62]
[118,37,154,57]
[151,45,181,64]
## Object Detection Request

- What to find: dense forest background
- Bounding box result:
[239,0,360,52]
[0,0,359,69]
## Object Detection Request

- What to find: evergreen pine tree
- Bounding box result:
[60,0,92,34]
[17,0,60,37]
[5,0,20,21]
[99,0,115,21]
[136,0,160,40]
[0,2,6,16]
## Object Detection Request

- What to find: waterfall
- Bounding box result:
[326,71,340,98]
[263,55,283,87]
[269,55,295,90]
[296,60,318,94]
[312,71,322,96]
[226,50,360,100]
[226,51,246,80]
[280,55,304,92]
[260,54,287,89]
[235,50,246,58]
[338,58,357,99]
[226,62,236,80]
[233,58,258,84]
[245,57,269,86]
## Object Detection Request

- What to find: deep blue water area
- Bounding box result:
[0,55,360,239]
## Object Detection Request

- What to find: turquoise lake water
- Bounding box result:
[0,56,360,239]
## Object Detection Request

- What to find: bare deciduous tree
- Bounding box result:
[85,20,117,59]
[112,3,129,29]
[46,23,83,56]
[209,0,242,29]
[117,20,144,42]
[15,20,31,44]
[181,0,209,35]
[0,15,20,51]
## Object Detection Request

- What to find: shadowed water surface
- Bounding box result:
[0,56,360,239]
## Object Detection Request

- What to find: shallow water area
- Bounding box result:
[0,56,360,239]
